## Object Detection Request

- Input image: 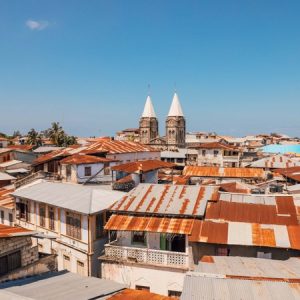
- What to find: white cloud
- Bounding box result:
[26,19,50,31]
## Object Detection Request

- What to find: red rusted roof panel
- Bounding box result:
[105,214,194,235]
[112,160,175,173]
[0,224,32,238]
[183,166,265,178]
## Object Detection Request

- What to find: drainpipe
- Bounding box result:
[87,215,91,277]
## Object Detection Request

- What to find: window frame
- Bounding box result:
[48,206,55,231]
[131,231,146,246]
[39,204,46,227]
[84,166,92,177]
[66,211,81,240]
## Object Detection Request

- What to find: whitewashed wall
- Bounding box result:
[102,263,185,295]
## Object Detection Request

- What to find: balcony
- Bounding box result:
[104,243,189,269]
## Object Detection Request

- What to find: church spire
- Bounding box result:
[142,95,157,118]
[168,92,184,117]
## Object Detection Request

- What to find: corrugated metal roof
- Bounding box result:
[107,289,173,300]
[0,224,33,238]
[112,160,175,174]
[275,166,300,182]
[0,271,125,300]
[110,183,219,217]
[82,140,158,155]
[219,182,252,194]
[205,197,298,225]
[0,172,16,181]
[60,154,116,165]
[249,154,300,169]
[12,182,124,214]
[189,220,300,250]
[195,256,300,280]
[0,187,15,209]
[33,146,82,165]
[183,166,265,178]
[181,274,300,300]
[0,160,22,168]
[105,214,194,234]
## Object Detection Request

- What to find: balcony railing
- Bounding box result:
[104,244,189,268]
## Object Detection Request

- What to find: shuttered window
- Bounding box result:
[48,207,55,231]
[66,212,81,240]
[39,204,46,227]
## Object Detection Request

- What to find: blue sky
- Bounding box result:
[1,0,300,137]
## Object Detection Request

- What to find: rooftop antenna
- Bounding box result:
[174,82,177,93]
[147,83,151,96]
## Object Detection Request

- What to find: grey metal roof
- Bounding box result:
[0,172,16,181]
[0,160,22,168]
[181,274,300,300]
[33,146,64,153]
[6,168,30,174]
[0,271,125,300]
[194,256,300,279]
[12,181,125,215]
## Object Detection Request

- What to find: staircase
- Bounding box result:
[14,171,61,189]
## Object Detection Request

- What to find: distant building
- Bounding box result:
[191,142,241,167]
[0,138,9,148]
[137,93,186,150]
[116,128,140,142]
[139,96,159,145]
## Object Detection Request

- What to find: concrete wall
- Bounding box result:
[0,207,14,226]
[102,262,186,296]
[61,162,116,184]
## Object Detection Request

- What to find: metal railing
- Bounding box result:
[15,171,61,189]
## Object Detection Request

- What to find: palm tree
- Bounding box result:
[26,129,42,146]
[48,122,64,146]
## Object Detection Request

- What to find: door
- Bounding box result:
[63,255,71,271]
[77,261,85,276]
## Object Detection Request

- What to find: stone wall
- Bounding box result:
[0,236,39,268]
[0,254,57,283]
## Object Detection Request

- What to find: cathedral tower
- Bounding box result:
[166,92,186,149]
[139,96,159,144]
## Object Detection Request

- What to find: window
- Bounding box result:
[77,260,85,276]
[9,213,13,226]
[63,255,71,271]
[39,204,46,227]
[0,211,4,224]
[202,150,206,156]
[84,166,91,177]
[48,207,55,231]
[104,167,110,175]
[0,250,21,276]
[213,150,219,157]
[16,202,29,221]
[168,290,182,297]
[66,212,81,240]
[66,165,71,178]
[95,213,106,239]
[216,247,230,256]
[135,285,150,291]
[131,231,146,245]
